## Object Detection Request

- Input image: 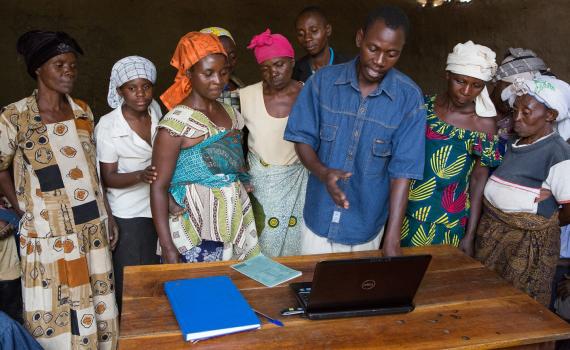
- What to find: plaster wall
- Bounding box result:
[1,0,568,117]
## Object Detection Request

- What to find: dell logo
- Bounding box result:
[361,280,376,290]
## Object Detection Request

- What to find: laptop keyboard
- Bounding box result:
[298,287,312,306]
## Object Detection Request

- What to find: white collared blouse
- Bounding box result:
[94,100,161,218]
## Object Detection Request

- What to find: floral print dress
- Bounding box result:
[401,95,502,247]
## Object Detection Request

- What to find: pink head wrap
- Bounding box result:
[247,29,295,64]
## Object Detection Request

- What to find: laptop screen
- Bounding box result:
[306,255,431,312]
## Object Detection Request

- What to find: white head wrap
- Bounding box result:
[501,75,570,140]
[446,41,498,118]
[107,56,157,109]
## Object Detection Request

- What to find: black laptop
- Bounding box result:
[290,254,431,320]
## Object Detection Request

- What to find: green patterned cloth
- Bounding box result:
[248,152,308,257]
[401,95,502,247]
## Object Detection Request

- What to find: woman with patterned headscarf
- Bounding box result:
[94,56,162,314]
[240,29,306,257]
[152,32,259,264]
[200,27,244,111]
[490,48,550,147]
[401,41,502,254]
[0,30,118,349]
[476,76,570,306]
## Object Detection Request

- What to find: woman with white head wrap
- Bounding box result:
[445,40,498,117]
[502,75,570,142]
[402,41,502,256]
[476,75,570,306]
[94,55,162,314]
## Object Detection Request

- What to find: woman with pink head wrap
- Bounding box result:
[247,29,295,64]
[240,29,308,257]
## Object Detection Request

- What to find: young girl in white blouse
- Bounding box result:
[95,56,162,313]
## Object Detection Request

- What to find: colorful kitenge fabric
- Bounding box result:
[159,104,260,261]
[476,198,560,306]
[170,129,249,190]
[0,91,118,350]
[401,95,502,247]
[248,152,308,257]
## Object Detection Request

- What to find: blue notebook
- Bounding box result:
[164,276,260,342]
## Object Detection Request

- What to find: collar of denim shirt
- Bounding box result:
[333,56,396,100]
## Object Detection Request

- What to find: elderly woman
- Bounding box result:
[152,32,259,264]
[490,48,550,148]
[476,76,570,306]
[401,41,501,253]
[240,29,306,257]
[0,31,118,349]
[95,56,162,313]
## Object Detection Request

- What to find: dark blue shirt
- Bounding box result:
[284,58,426,244]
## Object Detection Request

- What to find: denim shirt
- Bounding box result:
[284,58,426,244]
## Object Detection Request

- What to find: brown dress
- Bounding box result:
[0,91,119,350]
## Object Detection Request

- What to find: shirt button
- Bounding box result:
[354,131,359,137]
[359,107,365,114]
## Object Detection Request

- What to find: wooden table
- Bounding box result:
[119,246,570,349]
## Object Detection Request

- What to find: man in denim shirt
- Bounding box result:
[284,6,426,256]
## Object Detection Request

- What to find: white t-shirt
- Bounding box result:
[94,100,161,218]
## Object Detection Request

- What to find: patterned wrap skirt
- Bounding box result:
[475,198,560,306]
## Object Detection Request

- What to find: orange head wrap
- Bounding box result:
[160,32,227,110]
